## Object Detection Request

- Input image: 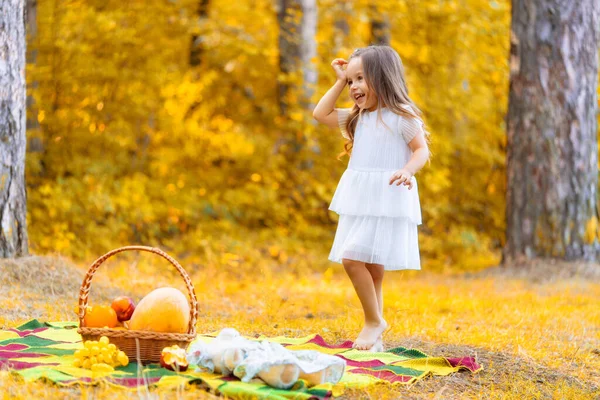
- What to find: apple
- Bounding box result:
[110,296,136,322]
[160,345,188,372]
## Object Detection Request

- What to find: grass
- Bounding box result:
[0,252,599,399]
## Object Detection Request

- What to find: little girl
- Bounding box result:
[312,45,430,351]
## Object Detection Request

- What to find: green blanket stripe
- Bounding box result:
[16,320,47,330]
[370,364,426,376]
[385,347,429,358]
[46,322,79,329]
[134,364,189,379]
[14,320,77,330]
[1,336,63,347]
[17,366,76,383]
[24,347,74,356]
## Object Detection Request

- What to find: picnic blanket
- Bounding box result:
[0,320,482,399]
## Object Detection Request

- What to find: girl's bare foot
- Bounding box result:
[368,336,384,353]
[353,320,388,350]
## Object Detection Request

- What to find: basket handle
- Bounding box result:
[77,246,198,335]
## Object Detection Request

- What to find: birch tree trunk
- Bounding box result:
[0,0,29,257]
[300,0,317,111]
[504,0,600,262]
[277,0,317,116]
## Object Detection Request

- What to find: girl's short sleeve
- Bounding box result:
[398,115,425,144]
[398,104,426,144]
[335,108,352,140]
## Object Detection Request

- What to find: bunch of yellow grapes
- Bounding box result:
[73,336,129,372]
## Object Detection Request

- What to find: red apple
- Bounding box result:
[111,296,136,322]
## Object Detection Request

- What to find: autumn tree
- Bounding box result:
[504,0,600,262]
[0,0,29,257]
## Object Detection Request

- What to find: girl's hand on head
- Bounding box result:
[389,169,414,189]
[331,58,348,82]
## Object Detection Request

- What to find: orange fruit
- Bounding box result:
[83,305,118,328]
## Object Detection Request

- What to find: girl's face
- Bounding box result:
[346,57,378,111]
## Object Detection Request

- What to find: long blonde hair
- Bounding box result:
[339,45,429,159]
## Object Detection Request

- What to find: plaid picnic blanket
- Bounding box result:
[0,320,482,399]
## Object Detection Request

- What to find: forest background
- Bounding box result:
[25,0,522,272]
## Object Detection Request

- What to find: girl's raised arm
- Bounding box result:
[312,59,348,129]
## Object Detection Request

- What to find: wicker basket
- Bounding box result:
[77,246,199,364]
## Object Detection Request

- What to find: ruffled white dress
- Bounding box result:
[328,106,424,271]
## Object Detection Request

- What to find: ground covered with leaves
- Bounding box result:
[0,253,599,399]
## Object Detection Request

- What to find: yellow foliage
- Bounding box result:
[23,0,598,271]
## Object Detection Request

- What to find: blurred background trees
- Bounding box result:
[14,0,599,270]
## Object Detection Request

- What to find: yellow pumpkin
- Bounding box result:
[128,287,190,333]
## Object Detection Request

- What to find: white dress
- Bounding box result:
[328,106,424,271]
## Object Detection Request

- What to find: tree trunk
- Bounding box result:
[0,0,29,257]
[300,0,317,111]
[277,0,318,116]
[333,1,351,55]
[189,0,210,67]
[25,0,42,153]
[370,4,390,46]
[277,0,301,117]
[504,0,600,262]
